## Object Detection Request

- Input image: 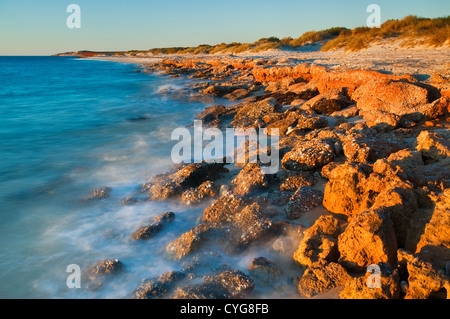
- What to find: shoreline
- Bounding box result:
[84,45,450,299]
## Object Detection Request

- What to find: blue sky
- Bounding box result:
[0,0,449,55]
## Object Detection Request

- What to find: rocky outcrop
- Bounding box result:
[181,181,220,205]
[231,163,274,197]
[285,186,323,220]
[131,211,175,240]
[281,138,336,171]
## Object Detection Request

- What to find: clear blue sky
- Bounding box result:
[0,0,449,55]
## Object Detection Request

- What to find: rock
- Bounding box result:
[303,88,352,115]
[202,193,246,225]
[225,203,277,253]
[398,250,450,299]
[231,97,280,128]
[202,84,239,97]
[293,215,341,268]
[181,181,220,205]
[320,161,342,180]
[415,130,450,161]
[131,212,175,240]
[341,125,401,163]
[84,259,124,291]
[165,224,212,260]
[134,271,187,299]
[339,263,401,299]
[352,79,431,116]
[231,163,274,197]
[149,161,227,200]
[293,112,328,131]
[197,104,227,124]
[86,187,112,200]
[174,270,254,299]
[281,138,336,171]
[338,209,398,272]
[415,189,450,268]
[418,96,450,119]
[359,109,401,131]
[285,186,324,220]
[223,88,251,100]
[298,262,351,298]
[279,171,317,191]
[331,105,359,119]
[248,257,282,286]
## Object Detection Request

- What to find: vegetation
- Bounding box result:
[62,15,449,57]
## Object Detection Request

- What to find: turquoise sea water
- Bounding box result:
[0,56,223,298]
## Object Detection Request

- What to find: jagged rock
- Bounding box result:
[279,171,317,191]
[285,186,324,220]
[131,212,175,240]
[248,257,282,286]
[197,104,228,124]
[303,87,352,115]
[415,189,450,268]
[165,224,212,260]
[134,271,187,299]
[281,138,335,171]
[398,250,450,299]
[293,215,341,268]
[181,181,220,205]
[290,112,328,132]
[149,161,227,200]
[298,262,351,298]
[231,97,280,128]
[415,130,450,161]
[223,88,251,100]
[338,209,398,272]
[231,163,274,197]
[173,270,254,299]
[202,193,246,225]
[339,263,401,299]
[84,259,124,291]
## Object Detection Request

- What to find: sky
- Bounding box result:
[0,0,449,55]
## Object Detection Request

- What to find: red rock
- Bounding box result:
[281,138,335,171]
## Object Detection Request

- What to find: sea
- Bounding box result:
[0,56,233,298]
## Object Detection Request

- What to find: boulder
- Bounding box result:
[352,79,431,116]
[197,104,228,124]
[293,215,341,268]
[131,211,175,240]
[202,193,246,225]
[415,130,450,162]
[281,138,336,171]
[173,270,254,299]
[134,271,187,299]
[338,209,398,272]
[181,181,220,205]
[231,97,280,128]
[285,186,324,220]
[223,88,251,101]
[84,259,124,291]
[231,163,274,197]
[339,263,401,299]
[165,224,212,260]
[279,171,317,191]
[149,161,227,200]
[298,262,351,298]
[248,257,282,286]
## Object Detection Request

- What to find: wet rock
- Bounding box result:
[248,257,282,286]
[279,171,317,191]
[86,187,112,200]
[165,224,212,260]
[84,259,124,291]
[202,193,246,225]
[149,161,228,200]
[134,271,187,299]
[293,215,341,268]
[339,263,401,299]
[285,186,324,220]
[131,212,175,240]
[120,196,141,206]
[181,181,220,205]
[298,262,351,298]
[197,104,228,124]
[281,138,336,171]
[338,209,398,272]
[202,84,240,97]
[231,163,274,197]
[174,270,254,299]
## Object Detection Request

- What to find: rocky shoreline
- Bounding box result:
[85,54,449,299]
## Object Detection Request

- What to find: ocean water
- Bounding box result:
[0,56,225,298]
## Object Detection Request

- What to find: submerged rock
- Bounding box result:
[131,212,175,240]
[134,271,187,299]
[84,259,124,291]
[248,257,282,286]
